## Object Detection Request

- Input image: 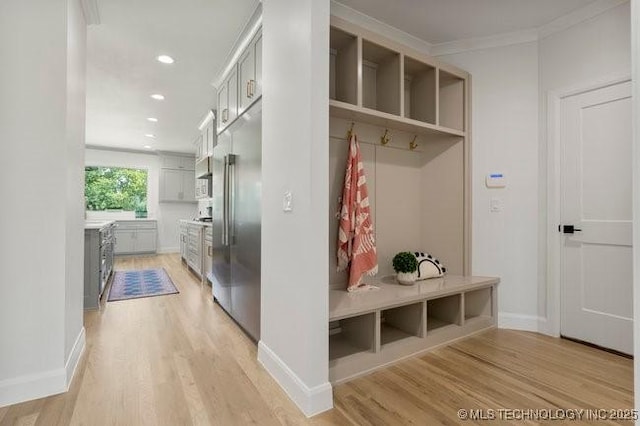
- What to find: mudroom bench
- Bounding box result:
[328,275,499,384]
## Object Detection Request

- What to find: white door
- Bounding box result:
[560,80,632,354]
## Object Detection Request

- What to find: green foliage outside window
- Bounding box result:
[85,167,148,218]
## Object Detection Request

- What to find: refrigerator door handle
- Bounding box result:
[228,154,237,246]
[223,156,229,246]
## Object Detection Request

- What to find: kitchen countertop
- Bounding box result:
[180,219,212,227]
[84,220,116,230]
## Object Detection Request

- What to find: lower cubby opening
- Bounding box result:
[380,302,424,347]
[427,294,462,333]
[465,287,493,321]
[329,313,376,361]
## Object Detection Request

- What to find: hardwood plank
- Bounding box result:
[0,254,633,426]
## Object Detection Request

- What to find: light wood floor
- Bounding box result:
[0,254,633,425]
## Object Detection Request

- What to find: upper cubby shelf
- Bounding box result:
[329,17,468,139]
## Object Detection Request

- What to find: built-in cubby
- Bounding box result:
[327,17,498,386]
[380,302,424,346]
[329,27,358,106]
[427,294,462,333]
[464,287,493,322]
[329,313,376,361]
[403,56,436,124]
[328,277,499,384]
[362,40,400,115]
[438,69,465,131]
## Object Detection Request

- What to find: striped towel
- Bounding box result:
[337,133,378,291]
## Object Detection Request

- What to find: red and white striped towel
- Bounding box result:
[337,133,378,291]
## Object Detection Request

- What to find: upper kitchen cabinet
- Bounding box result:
[197,110,216,161]
[217,64,238,134]
[161,154,195,171]
[159,153,196,203]
[216,27,262,135]
[238,30,262,115]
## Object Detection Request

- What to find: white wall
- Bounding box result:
[85,148,197,252]
[437,43,541,329]
[65,0,87,370]
[0,0,86,407]
[538,2,631,334]
[259,0,332,417]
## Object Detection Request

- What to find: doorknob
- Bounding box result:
[559,225,582,234]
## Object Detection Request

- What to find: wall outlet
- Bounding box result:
[283,191,293,212]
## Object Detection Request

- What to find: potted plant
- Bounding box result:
[392,252,418,285]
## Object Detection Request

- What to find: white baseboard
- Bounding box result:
[157,247,179,254]
[0,328,85,408]
[498,312,541,332]
[0,368,66,408]
[257,341,333,417]
[65,327,86,386]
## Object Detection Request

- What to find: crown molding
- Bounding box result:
[80,0,100,25]
[211,2,262,90]
[431,28,538,57]
[538,0,628,40]
[330,1,432,57]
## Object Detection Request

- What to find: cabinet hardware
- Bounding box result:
[249,79,256,98]
[246,80,251,98]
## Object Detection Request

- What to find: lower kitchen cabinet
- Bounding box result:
[84,221,115,309]
[180,220,211,282]
[114,220,157,254]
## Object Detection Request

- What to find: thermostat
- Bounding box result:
[486,173,506,188]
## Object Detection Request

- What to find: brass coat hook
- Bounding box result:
[380,129,390,145]
[409,135,418,150]
[347,122,355,140]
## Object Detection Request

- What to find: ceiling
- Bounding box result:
[86,0,601,154]
[337,0,601,44]
[86,0,259,153]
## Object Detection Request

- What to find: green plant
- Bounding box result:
[392,252,418,273]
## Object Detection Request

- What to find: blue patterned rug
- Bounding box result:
[108,268,179,302]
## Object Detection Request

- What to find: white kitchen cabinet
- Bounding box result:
[204,227,212,283]
[114,220,157,254]
[238,31,262,115]
[161,154,194,171]
[160,168,196,202]
[217,64,238,133]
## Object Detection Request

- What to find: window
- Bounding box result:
[85,167,148,218]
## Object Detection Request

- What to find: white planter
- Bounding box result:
[397,271,417,285]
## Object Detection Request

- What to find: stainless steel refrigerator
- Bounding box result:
[211,100,261,341]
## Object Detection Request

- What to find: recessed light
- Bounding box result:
[147,117,158,122]
[157,55,175,64]
[144,145,153,149]
[150,94,165,101]
[145,134,156,139]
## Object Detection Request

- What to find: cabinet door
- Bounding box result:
[161,155,183,169]
[180,156,195,171]
[136,229,157,253]
[204,240,213,282]
[182,170,195,201]
[207,120,216,154]
[238,46,255,115]
[217,83,228,133]
[114,230,135,254]
[160,169,183,201]
[254,33,262,99]
[227,66,238,124]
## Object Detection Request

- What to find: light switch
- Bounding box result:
[283,191,293,212]
[490,197,503,213]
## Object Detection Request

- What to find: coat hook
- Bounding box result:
[347,122,355,140]
[380,129,390,145]
[409,135,418,150]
